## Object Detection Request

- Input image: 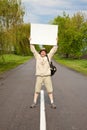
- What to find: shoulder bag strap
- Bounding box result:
[46,55,50,63]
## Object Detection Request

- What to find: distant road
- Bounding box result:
[0,58,87,130]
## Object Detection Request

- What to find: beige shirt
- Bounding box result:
[30,45,58,76]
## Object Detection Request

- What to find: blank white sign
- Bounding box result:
[30,23,58,45]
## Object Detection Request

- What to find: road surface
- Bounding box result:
[0,58,87,130]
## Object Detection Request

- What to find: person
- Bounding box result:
[29,38,58,109]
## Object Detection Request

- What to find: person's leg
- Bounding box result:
[33,92,39,104]
[48,92,56,108]
[30,76,43,108]
[44,76,56,109]
[48,92,54,104]
[30,92,39,108]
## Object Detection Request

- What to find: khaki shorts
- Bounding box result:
[35,76,53,93]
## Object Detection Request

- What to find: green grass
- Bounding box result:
[54,55,87,76]
[0,54,32,74]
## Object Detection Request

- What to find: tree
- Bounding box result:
[12,24,31,55]
[0,0,24,29]
[81,21,87,55]
[52,12,87,58]
[0,0,26,58]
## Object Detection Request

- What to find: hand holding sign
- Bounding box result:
[30,23,58,45]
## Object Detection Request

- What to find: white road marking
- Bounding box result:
[40,90,46,130]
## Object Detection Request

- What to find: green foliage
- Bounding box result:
[0,0,32,57]
[81,22,87,54]
[52,12,87,58]
[12,24,31,55]
[0,0,24,28]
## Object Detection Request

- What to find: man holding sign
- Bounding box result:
[29,23,58,109]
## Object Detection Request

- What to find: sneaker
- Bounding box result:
[51,103,56,109]
[30,103,36,108]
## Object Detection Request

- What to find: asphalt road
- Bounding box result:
[0,58,87,130]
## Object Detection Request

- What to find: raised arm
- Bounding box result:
[48,38,58,59]
[48,45,58,59]
[29,38,39,58]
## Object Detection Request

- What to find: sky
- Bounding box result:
[22,0,87,24]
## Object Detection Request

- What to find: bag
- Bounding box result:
[46,55,57,76]
[50,61,57,76]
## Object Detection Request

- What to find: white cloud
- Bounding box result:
[22,0,87,23]
[23,0,71,16]
[22,0,71,8]
[23,6,39,23]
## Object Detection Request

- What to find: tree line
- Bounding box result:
[51,12,87,58]
[0,0,87,59]
[0,0,31,59]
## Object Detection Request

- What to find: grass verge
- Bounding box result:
[54,55,87,76]
[0,54,32,74]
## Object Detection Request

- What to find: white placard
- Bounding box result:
[30,23,58,45]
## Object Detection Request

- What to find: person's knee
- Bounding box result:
[35,92,40,94]
[48,92,53,94]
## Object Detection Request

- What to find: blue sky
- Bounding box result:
[22,0,87,24]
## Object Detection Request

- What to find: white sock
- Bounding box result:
[51,100,53,104]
